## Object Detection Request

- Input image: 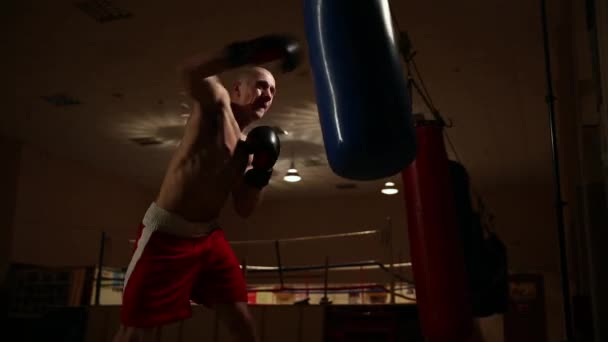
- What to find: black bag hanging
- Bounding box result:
[448,160,509,317]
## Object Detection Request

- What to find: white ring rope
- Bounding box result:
[230,229,381,245]
[128,228,382,245]
[242,262,412,271]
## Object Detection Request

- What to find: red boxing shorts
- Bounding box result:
[120,203,247,328]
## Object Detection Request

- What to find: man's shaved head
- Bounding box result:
[235,67,275,86]
[230,67,277,127]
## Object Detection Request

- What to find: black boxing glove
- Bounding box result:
[244,168,273,190]
[225,34,301,72]
[243,126,281,189]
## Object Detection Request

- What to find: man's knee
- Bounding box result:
[215,303,259,342]
[216,302,256,329]
[113,325,145,342]
[222,302,252,318]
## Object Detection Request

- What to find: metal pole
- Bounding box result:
[387,217,396,304]
[324,256,329,298]
[320,256,330,305]
[242,258,248,282]
[95,231,106,306]
[274,240,284,289]
[540,0,575,340]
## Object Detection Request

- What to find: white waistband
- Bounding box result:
[142,202,219,238]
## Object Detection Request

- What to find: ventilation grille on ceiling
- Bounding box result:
[74,0,133,23]
[41,93,81,106]
[302,157,325,167]
[130,137,163,146]
[335,183,357,190]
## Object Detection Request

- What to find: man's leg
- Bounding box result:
[215,302,260,342]
[196,230,257,341]
[112,326,145,342]
[115,220,200,341]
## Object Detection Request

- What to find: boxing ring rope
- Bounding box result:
[242,261,411,273]
[248,284,416,302]
[228,229,380,245]
[95,261,413,285]
[96,220,414,305]
[241,259,416,304]
[228,220,410,301]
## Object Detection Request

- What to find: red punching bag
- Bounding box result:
[401,120,474,341]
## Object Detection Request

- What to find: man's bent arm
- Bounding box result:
[232,179,264,218]
[177,51,239,150]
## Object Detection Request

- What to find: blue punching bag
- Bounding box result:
[303,0,416,180]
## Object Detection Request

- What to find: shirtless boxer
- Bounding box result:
[112,35,300,342]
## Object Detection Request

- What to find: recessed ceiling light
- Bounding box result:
[284,161,301,182]
[74,0,133,23]
[381,180,399,195]
[284,173,301,183]
[381,188,399,195]
[41,93,81,106]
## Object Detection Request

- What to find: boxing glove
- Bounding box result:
[225,34,302,72]
[244,126,281,189]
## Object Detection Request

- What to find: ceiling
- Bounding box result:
[3,0,557,199]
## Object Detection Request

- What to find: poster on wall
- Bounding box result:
[504,273,547,342]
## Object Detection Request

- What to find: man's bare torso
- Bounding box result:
[155,104,248,222]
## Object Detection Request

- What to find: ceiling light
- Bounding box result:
[74,0,133,23]
[284,172,301,183]
[381,181,399,195]
[381,188,399,195]
[41,93,81,106]
[284,161,301,183]
[284,169,301,183]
